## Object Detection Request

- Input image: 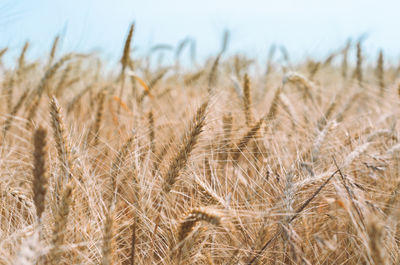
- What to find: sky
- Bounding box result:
[1,0,400,65]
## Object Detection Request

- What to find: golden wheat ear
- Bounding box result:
[48,35,60,68]
[178,208,221,242]
[120,23,135,74]
[90,91,106,147]
[32,125,48,222]
[175,208,222,262]
[50,96,74,191]
[232,118,264,162]
[376,50,385,95]
[118,22,135,112]
[162,101,208,194]
[243,73,254,127]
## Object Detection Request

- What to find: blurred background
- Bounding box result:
[1,0,399,65]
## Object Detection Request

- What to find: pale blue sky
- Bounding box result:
[1,0,400,64]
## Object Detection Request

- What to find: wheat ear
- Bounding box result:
[355,41,363,86]
[232,118,264,162]
[50,97,73,192]
[32,125,48,222]
[162,101,208,194]
[2,89,29,138]
[17,41,30,71]
[91,91,106,146]
[243,73,254,126]
[118,22,135,113]
[376,50,385,96]
[47,35,60,68]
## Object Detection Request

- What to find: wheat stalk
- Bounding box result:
[48,184,73,264]
[101,209,115,265]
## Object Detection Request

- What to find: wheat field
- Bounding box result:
[1,26,400,264]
